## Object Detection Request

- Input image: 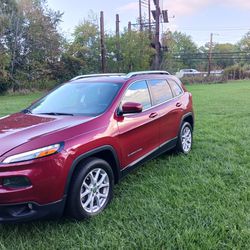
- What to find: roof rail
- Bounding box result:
[71,73,126,81]
[126,70,170,78]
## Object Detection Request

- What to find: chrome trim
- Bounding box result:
[71,73,126,81]
[123,137,177,170]
[128,148,143,157]
[126,71,170,78]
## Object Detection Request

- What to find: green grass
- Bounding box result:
[0,80,250,249]
[0,93,42,117]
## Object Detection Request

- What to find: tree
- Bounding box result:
[0,0,63,90]
[236,31,250,65]
[0,0,17,92]
[17,0,63,85]
[237,31,250,51]
[212,43,237,69]
[68,20,100,74]
[105,29,154,73]
[161,31,199,74]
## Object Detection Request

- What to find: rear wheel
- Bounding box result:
[67,158,114,220]
[175,122,193,154]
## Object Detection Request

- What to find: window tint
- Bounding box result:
[122,81,151,110]
[167,79,183,97]
[148,79,173,105]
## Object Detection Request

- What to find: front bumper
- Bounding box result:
[0,151,70,205]
[0,198,66,223]
[0,151,72,222]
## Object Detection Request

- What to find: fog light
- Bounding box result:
[3,176,31,188]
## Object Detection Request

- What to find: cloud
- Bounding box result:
[164,0,250,17]
[117,2,138,12]
[226,0,250,9]
[117,0,250,16]
[117,0,210,18]
[163,0,211,17]
[117,0,250,20]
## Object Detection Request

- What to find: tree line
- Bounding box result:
[0,0,250,93]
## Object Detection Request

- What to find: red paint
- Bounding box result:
[0,74,193,211]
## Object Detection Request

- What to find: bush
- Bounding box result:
[20,80,54,91]
[242,65,250,79]
[224,64,250,80]
[180,74,227,85]
[0,80,10,94]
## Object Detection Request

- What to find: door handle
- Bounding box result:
[149,112,158,118]
[176,102,182,107]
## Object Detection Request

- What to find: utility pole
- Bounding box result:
[154,0,160,69]
[208,33,213,76]
[100,11,106,73]
[115,14,120,71]
[148,0,152,40]
[128,21,132,32]
[139,0,143,31]
[116,14,120,39]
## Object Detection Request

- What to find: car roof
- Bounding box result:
[69,71,172,85]
[71,71,169,80]
[70,76,126,84]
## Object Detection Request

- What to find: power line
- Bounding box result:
[174,26,250,31]
[167,51,250,61]
[171,57,250,60]
[173,57,250,62]
[169,50,250,54]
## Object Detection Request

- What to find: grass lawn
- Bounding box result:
[0,80,250,249]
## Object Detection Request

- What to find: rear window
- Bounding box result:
[167,79,183,97]
[148,79,173,105]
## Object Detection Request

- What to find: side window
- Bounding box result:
[122,81,151,110]
[148,79,173,105]
[167,79,183,97]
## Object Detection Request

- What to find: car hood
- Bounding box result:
[0,113,93,157]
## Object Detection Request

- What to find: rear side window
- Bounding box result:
[122,80,151,110]
[148,79,173,105]
[167,79,183,97]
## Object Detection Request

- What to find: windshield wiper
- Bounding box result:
[38,112,74,116]
[22,109,32,114]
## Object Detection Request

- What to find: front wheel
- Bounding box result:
[175,122,193,154]
[67,158,114,220]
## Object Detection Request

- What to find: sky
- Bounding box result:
[47,0,250,46]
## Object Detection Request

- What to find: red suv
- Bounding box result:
[0,71,194,222]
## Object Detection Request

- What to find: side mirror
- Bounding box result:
[121,102,143,114]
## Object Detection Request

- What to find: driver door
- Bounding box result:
[116,80,160,168]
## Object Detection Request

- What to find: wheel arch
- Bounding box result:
[180,112,194,130]
[64,145,121,196]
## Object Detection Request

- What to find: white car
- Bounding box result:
[176,69,201,78]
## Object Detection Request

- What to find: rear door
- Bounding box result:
[147,79,182,146]
[117,80,160,168]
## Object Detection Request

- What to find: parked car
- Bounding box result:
[0,71,194,222]
[176,69,202,78]
[210,70,224,76]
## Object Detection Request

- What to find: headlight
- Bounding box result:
[2,143,63,164]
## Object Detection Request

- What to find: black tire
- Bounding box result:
[175,122,193,154]
[66,157,114,220]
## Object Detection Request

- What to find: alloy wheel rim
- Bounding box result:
[80,168,110,214]
[181,126,192,153]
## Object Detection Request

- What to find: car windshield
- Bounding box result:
[28,81,121,116]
